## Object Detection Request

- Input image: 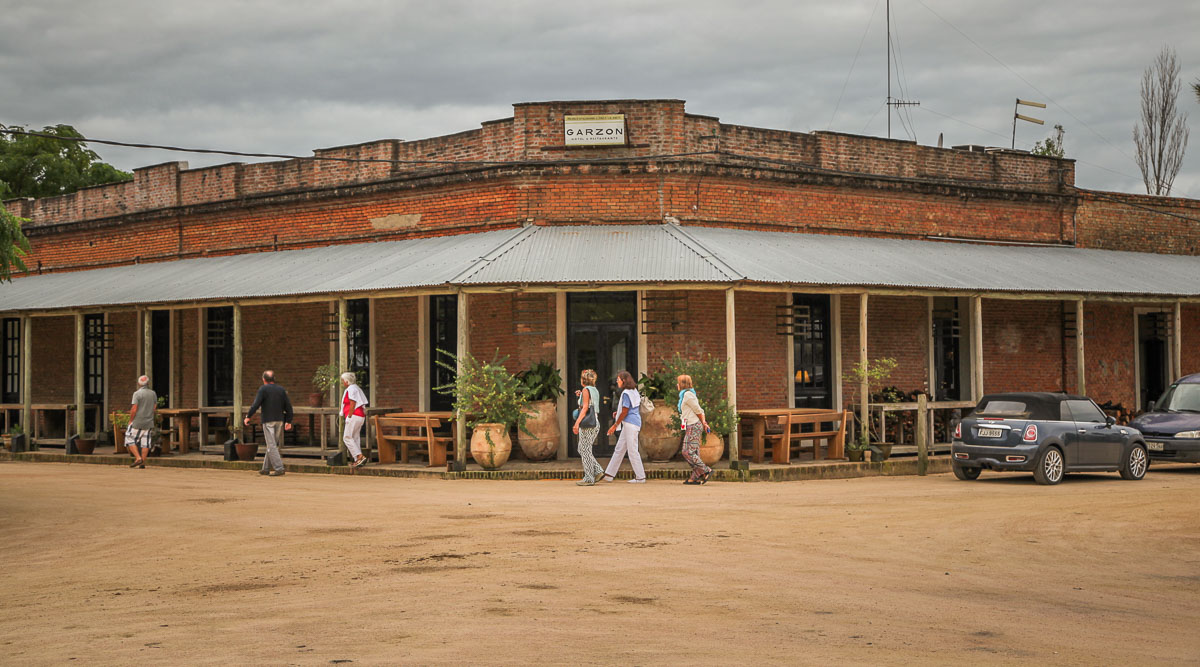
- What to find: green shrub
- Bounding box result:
[654,353,739,437]
[515,361,564,402]
[435,349,531,437]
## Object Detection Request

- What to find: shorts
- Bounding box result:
[125,427,153,450]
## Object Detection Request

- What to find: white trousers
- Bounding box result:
[604,423,645,480]
[343,414,365,459]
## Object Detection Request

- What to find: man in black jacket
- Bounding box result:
[244,370,294,476]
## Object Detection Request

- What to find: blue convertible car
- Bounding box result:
[951,392,1149,485]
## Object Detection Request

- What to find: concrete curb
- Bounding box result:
[0,450,952,482]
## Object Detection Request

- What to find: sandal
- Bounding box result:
[700,470,712,484]
[683,478,701,485]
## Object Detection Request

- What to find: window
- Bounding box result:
[792,294,832,409]
[84,314,104,404]
[430,295,457,412]
[206,307,233,406]
[932,297,968,401]
[1,318,19,404]
[976,400,1030,418]
[1065,399,1106,424]
[346,299,370,395]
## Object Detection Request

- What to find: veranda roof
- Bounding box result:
[3,223,1199,312]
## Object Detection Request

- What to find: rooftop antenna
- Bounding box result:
[1012,98,1046,149]
[886,0,920,139]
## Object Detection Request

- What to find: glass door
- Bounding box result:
[567,292,638,458]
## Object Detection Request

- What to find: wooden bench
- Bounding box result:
[761,410,850,463]
[372,416,453,466]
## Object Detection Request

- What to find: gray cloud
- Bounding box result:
[3,0,1197,196]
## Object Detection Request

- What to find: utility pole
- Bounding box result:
[886,0,919,138]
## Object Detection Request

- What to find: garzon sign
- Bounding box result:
[564,114,627,147]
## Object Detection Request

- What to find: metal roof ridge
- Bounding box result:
[447,225,541,284]
[660,220,742,282]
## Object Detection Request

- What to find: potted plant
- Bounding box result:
[637,369,680,461]
[842,357,898,462]
[436,350,531,470]
[110,411,130,454]
[514,361,564,461]
[660,354,739,465]
[310,362,341,407]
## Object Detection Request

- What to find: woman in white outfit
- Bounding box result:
[601,370,646,483]
[340,372,369,467]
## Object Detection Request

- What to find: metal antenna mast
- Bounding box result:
[886,0,919,138]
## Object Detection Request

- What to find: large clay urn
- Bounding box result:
[518,399,560,461]
[640,400,680,462]
[698,432,725,465]
[471,423,512,470]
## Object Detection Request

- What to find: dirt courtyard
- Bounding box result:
[1,461,1198,665]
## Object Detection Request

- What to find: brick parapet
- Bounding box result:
[1075,189,1200,255]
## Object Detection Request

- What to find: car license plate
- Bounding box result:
[1147,441,1164,451]
[978,428,1003,438]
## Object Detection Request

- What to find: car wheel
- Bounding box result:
[952,464,982,480]
[1033,447,1064,485]
[1119,445,1148,480]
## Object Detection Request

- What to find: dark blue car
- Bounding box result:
[1130,373,1200,463]
[951,392,1149,485]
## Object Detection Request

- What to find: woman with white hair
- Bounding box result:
[340,372,369,468]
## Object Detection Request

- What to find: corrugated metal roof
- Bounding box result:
[686,227,1200,295]
[2,224,1198,313]
[0,228,523,311]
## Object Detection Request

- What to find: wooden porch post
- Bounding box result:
[74,313,85,438]
[859,293,868,447]
[337,298,348,455]
[143,309,153,379]
[1075,300,1086,395]
[417,295,429,412]
[725,288,739,464]
[1173,301,1183,382]
[454,290,470,470]
[971,296,984,401]
[21,315,32,434]
[232,304,244,441]
[135,309,145,377]
[555,292,568,460]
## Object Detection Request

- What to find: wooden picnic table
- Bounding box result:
[30,403,101,446]
[203,404,402,456]
[737,408,836,464]
[157,408,201,454]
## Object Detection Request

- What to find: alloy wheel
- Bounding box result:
[1043,448,1063,483]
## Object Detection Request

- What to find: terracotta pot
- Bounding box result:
[234,443,258,461]
[112,427,127,453]
[75,438,96,455]
[698,432,725,465]
[640,400,680,462]
[518,399,559,461]
[470,423,512,470]
[307,392,325,408]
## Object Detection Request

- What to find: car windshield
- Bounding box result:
[1154,383,1200,413]
[974,400,1030,418]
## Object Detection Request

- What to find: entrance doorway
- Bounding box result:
[792,294,833,409]
[1137,312,1170,410]
[567,292,638,458]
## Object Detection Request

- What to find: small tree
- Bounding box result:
[656,353,739,437]
[0,208,30,282]
[1133,46,1190,196]
[1031,124,1066,158]
[435,349,532,441]
[841,357,899,449]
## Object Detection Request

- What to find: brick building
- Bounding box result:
[2,99,1198,463]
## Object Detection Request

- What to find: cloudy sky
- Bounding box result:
[3,0,1199,197]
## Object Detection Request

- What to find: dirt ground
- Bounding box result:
[1,461,1198,666]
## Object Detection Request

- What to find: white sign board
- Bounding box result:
[564,114,626,147]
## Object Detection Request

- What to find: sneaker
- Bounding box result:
[352,456,368,468]
[259,469,271,476]
[628,478,646,484]
[269,470,286,476]
[600,474,615,483]
[129,459,142,468]
[576,479,595,486]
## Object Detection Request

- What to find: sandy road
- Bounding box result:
[1,461,1198,665]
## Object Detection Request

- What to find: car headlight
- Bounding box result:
[1175,430,1200,439]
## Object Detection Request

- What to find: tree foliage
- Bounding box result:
[0,124,132,200]
[1031,124,1066,158]
[1132,47,1190,196]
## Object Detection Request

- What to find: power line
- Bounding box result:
[828,0,882,130]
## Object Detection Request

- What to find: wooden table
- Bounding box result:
[384,411,457,459]
[737,408,832,463]
[31,403,101,446]
[157,408,200,454]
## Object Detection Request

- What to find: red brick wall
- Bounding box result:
[468,293,558,373]
[31,316,74,403]
[373,297,420,412]
[838,295,929,405]
[239,303,329,409]
[107,312,138,410]
[981,299,1064,394]
[177,309,198,408]
[734,291,789,409]
[645,290,726,371]
[1184,305,1200,377]
[1076,191,1200,255]
[1083,302,1136,408]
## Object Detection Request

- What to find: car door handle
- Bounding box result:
[1077,429,1086,433]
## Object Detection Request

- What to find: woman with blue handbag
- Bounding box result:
[677,374,712,484]
[572,369,605,485]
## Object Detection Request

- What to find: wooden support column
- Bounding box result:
[21,315,32,434]
[1076,299,1086,395]
[454,291,470,469]
[135,309,146,377]
[916,393,929,476]
[143,309,153,380]
[337,298,348,455]
[971,296,984,401]
[232,304,244,441]
[725,288,739,464]
[926,297,936,396]
[197,308,206,409]
[1173,301,1183,382]
[417,295,429,412]
[555,292,568,460]
[168,310,177,408]
[74,313,85,438]
[859,293,868,447]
